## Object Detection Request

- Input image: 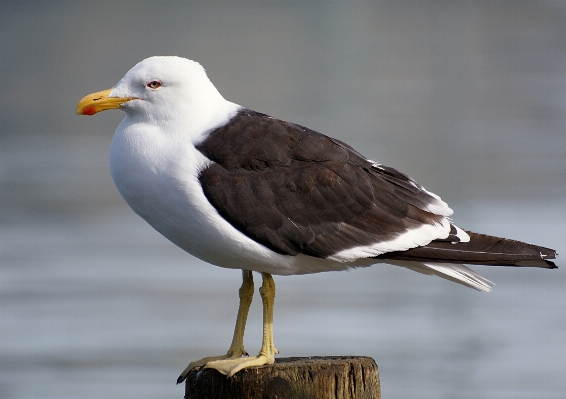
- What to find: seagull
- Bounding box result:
[76,56,558,381]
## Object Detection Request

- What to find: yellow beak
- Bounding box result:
[76,88,137,115]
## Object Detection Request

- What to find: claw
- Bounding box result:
[176,350,248,384]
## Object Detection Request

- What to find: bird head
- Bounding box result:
[76,56,228,125]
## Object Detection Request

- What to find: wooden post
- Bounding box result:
[184,356,380,399]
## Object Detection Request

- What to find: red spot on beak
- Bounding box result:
[82,106,97,116]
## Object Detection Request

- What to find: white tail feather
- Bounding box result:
[397,262,494,292]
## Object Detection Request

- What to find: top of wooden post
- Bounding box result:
[184,356,380,399]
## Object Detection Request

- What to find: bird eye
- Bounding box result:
[146,80,161,90]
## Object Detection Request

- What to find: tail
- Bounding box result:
[377,231,558,292]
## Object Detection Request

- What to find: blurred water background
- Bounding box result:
[1,1,565,398]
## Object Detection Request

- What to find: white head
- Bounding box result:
[77,56,237,131]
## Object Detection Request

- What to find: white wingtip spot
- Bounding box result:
[453,224,470,243]
[370,161,385,170]
[421,189,453,216]
[425,201,453,217]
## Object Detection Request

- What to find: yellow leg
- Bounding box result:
[204,272,278,377]
[177,270,254,384]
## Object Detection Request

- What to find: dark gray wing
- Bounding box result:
[196,109,450,258]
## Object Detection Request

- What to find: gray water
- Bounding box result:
[1,2,565,398]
